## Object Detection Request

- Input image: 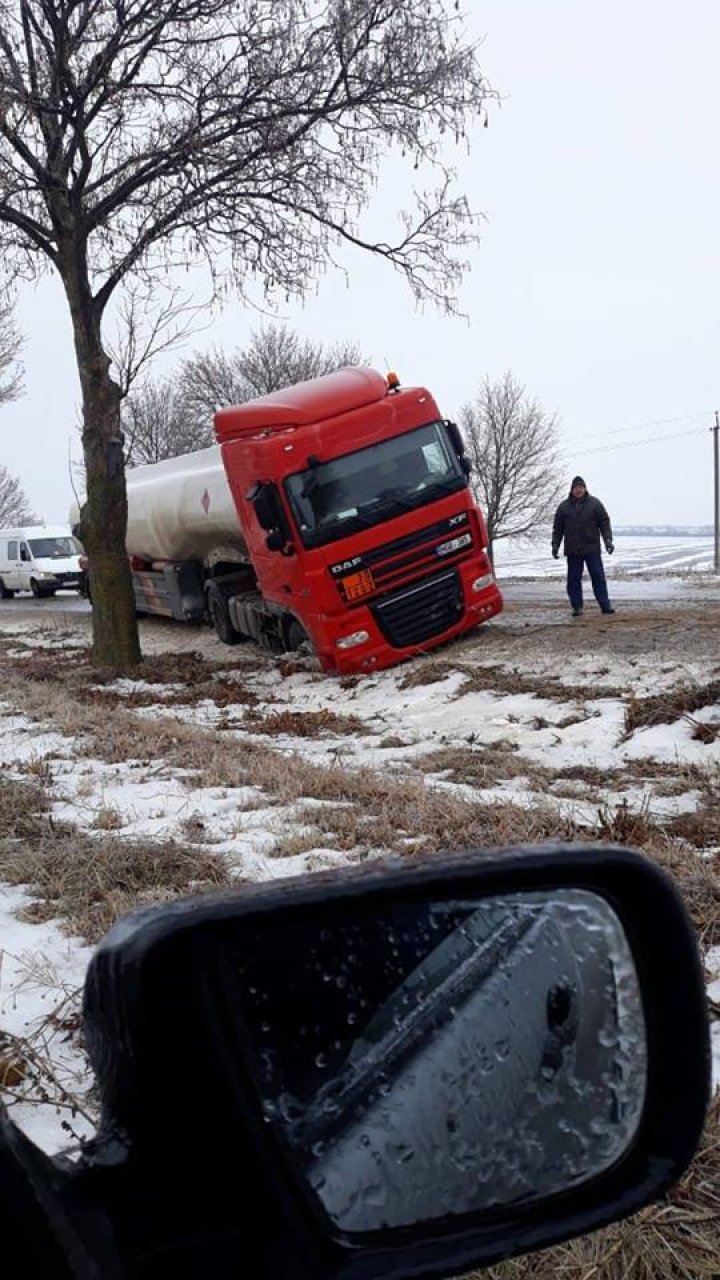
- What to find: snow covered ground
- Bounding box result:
[494,533,715,578]
[0,570,718,1154]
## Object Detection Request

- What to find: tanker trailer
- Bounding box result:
[122,445,253,630]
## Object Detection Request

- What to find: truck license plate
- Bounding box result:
[342,569,375,600]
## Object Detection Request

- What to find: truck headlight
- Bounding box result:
[336,630,370,650]
[472,573,495,592]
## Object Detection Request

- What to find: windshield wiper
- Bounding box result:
[358,488,420,517]
[418,476,466,499]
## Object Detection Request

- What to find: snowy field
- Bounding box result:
[494,533,715,579]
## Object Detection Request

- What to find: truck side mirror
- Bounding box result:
[248,482,293,552]
[445,420,466,459]
[249,483,280,532]
[444,421,471,479]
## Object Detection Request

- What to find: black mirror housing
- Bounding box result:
[247,480,281,532]
[80,845,709,1280]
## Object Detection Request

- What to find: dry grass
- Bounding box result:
[0,773,53,842]
[686,715,719,745]
[267,782,582,863]
[241,706,366,738]
[668,800,720,854]
[92,804,125,831]
[400,661,624,704]
[418,752,709,805]
[625,681,720,736]
[596,797,663,847]
[0,985,93,1144]
[483,1096,720,1280]
[0,775,235,942]
[1,646,262,709]
[422,745,530,789]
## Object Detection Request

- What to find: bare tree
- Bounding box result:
[0,464,36,525]
[0,296,23,407]
[177,323,368,448]
[0,2,495,669]
[108,288,207,404]
[125,323,369,464]
[460,373,564,564]
[123,379,194,467]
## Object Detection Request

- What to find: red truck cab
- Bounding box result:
[215,367,503,674]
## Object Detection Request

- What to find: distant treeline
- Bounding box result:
[614,526,713,537]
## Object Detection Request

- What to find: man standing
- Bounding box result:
[551,476,615,616]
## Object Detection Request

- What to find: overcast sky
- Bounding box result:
[3,0,719,528]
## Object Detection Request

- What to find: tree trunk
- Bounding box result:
[63,262,141,669]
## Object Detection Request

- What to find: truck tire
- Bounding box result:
[0,579,14,599]
[207,585,242,646]
[30,578,47,598]
[286,619,311,653]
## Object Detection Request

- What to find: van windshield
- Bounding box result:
[28,537,81,559]
[284,421,466,549]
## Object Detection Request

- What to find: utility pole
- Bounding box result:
[714,410,720,573]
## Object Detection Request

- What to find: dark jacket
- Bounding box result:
[552,490,613,558]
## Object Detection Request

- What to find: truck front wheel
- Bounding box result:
[286,619,311,653]
[207,585,242,646]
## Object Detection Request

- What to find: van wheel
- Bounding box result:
[207,585,241,646]
[0,579,14,599]
[30,578,44,598]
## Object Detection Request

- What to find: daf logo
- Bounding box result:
[330,555,363,576]
[448,512,468,527]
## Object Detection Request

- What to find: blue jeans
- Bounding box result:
[566,553,611,610]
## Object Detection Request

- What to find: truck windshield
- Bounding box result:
[285,421,466,548]
[28,537,80,559]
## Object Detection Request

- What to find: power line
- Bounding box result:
[560,426,706,459]
[564,427,706,457]
[563,410,710,445]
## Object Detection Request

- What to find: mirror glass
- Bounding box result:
[252,483,281,532]
[231,889,647,1233]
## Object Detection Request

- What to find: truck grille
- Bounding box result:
[330,513,475,604]
[372,569,463,648]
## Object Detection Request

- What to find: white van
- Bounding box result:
[0,525,84,598]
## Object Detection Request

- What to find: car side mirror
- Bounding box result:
[80,845,709,1280]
